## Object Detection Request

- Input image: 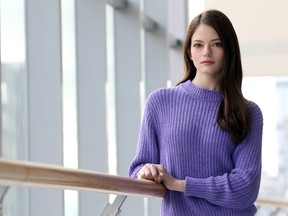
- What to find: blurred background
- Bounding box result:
[0,0,287,215]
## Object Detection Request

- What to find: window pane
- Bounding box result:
[243,76,288,213]
[0,0,29,215]
[61,0,78,215]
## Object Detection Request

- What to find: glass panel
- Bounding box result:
[0,0,27,160]
[243,76,288,214]
[105,4,117,176]
[105,4,118,204]
[0,0,29,215]
[61,0,78,215]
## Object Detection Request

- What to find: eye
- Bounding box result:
[212,42,222,47]
[193,43,202,48]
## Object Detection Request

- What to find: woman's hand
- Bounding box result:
[137,163,186,192]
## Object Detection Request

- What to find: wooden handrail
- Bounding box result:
[0,158,287,208]
[256,197,288,208]
[0,158,167,198]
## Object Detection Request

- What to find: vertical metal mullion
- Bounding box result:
[76,0,109,215]
[26,0,64,215]
[110,0,144,215]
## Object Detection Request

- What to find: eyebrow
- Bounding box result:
[192,38,221,43]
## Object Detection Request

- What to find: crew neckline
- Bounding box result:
[180,80,223,101]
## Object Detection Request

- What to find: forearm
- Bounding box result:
[184,170,261,209]
[167,179,186,192]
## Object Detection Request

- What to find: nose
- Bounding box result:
[203,45,212,57]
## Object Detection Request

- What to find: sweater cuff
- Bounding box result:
[184,176,209,198]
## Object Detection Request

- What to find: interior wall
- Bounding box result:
[204,0,288,76]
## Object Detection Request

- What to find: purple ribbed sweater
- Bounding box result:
[129,80,263,216]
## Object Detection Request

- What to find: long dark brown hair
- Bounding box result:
[177,9,250,144]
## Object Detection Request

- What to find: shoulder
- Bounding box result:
[146,86,179,106]
[247,100,263,125]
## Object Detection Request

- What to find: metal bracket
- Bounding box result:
[98,195,127,216]
[140,12,157,32]
[106,0,128,9]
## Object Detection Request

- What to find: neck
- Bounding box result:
[192,73,219,91]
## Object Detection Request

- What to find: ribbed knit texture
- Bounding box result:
[129,80,263,216]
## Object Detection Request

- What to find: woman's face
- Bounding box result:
[189,24,225,77]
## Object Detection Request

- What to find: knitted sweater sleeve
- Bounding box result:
[128,93,160,178]
[184,102,263,210]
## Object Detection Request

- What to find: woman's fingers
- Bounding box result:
[137,164,184,192]
[157,171,164,182]
[137,164,152,180]
[146,164,160,182]
[137,163,164,183]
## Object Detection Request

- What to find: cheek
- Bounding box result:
[190,51,199,62]
[189,49,196,60]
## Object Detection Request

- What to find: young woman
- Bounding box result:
[129,9,263,215]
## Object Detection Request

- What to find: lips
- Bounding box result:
[201,60,214,64]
